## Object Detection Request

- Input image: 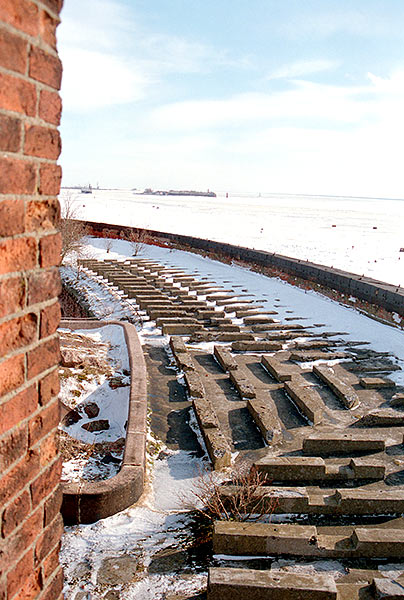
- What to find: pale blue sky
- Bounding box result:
[59,1,404,197]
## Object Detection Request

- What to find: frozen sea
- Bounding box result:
[60,188,404,287]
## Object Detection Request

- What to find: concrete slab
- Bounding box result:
[313,364,360,409]
[284,380,325,424]
[207,568,337,599]
[303,432,386,455]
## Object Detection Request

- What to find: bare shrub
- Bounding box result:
[128,228,148,256]
[60,193,88,263]
[186,463,277,524]
[104,238,114,253]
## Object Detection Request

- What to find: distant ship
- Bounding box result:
[137,188,216,198]
[81,185,92,194]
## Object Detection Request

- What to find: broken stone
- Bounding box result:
[83,402,100,419]
[81,419,110,432]
[62,409,82,427]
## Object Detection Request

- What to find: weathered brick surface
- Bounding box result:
[0,1,63,595]
[0,354,25,397]
[28,399,59,447]
[25,198,60,231]
[27,336,60,379]
[29,46,62,89]
[30,459,61,506]
[0,237,37,275]
[0,385,38,437]
[38,369,59,406]
[40,301,61,337]
[0,313,37,356]
[39,90,62,125]
[0,156,36,195]
[27,267,61,304]
[0,276,26,319]
[38,163,62,195]
[0,115,22,153]
[34,514,63,563]
[0,450,40,506]
[24,124,61,160]
[0,199,24,236]
[2,490,31,538]
[0,0,39,36]
[0,426,28,472]
[0,72,36,116]
[39,233,62,268]
[0,28,28,73]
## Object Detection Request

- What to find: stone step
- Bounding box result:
[254,456,385,482]
[247,395,283,444]
[302,432,386,456]
[231,341,283,352]
[229,369,256,399]
[217,486,404,515]
[284,380,325,424]
[213,346,238,372]
[290,350,350,361]
[207,567,337,599]
[162,323,202,335]
[261,355,299,382]
[313,364,360,409]
[213,521,404,559]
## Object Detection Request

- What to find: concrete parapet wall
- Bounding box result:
[60,320,147,524]
[79,220,404,317]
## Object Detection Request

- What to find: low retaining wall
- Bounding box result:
[75,219,404,318]
[60,319,147,524]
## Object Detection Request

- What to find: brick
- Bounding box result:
[25,198,60,231]
[29,46,62,89]
[0,385,38,437]
[0,28,28,73]
[0,426,27,472]
[39,163,62,195]
[0,449,40,505]
[27,267,61,304]
[0,72,36,117]
[39,0,64,15]
[11,568,42,600]
[30,458,61,506]
[35,513,63,563]
[39,432,58,468]
[4,508,42,575]
[0,114,21,152]
[44,486,62,528]
[0,1,39,36]
[39,89,62,125]
[40,301,61,337]
[40,9,59,49]
[2,490,31,538]
[40,566,63,600]
[0,313,37,356]
[0,156,36,195]
[0,236,36,275]
[39,233,62,268]
[0,198,24,236]
[0,354,24,397]
[7,549,35,599]
[0,276,26,319]
[24,124,61,160]
[38,370,59,406]
[42,542,60,580]
[27,336,60,380]
[28,399,59,447]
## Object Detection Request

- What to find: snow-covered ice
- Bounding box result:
[60,188,404,287]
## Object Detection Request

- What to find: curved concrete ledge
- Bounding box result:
[75,219,404,317]
[59,319,147,524]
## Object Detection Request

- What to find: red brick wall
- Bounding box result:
[0,1,64,598]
